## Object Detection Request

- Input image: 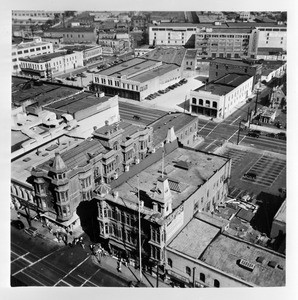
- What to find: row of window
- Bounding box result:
[81,176,92,189]
[167,259,220,287]
[95,77,140,91]
[63,33,86,38]
[13,45,50,56]
[192,98,218,109]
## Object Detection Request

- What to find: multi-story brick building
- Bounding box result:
[44,27,97,44]
[28,121,153,230]
[209,58,262,85]
[94,135,231,272]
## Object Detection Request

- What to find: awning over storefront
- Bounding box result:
[40,211,79,227]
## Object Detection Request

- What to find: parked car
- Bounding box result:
[66,76,72,80]
[11,220,25,230]
[164,87,170,93]
[251,130,261,135]
[243,172,257,180]
[276,132,286,140]
[24,226,38,237]
[247,132,259,138]
[266,132,276,138]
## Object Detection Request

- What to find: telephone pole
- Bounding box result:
[254,88,260,115]
[237,121,242,145]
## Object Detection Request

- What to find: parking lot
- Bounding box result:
[241,155,286,187]
[218,144,286,197]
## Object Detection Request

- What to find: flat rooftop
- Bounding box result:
[15,41,50,49]
[11,135,82,186]
[200,233,285,286]
[114,147,229,211]
[45,93,111,114]
[46,27,95,33]
[12,77,81,107]
[94,121,147,143]
[19,52,68,63]
[60,45,96,52]
[97,57,178,83]
[151,113,197,147]
[211,58,259,67]
[168,217,220,259]
[214,73,252,87]
[142,47,187,66]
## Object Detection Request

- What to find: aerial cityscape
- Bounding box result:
[11,10,287,288]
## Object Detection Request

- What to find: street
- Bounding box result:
[11,227,128,287]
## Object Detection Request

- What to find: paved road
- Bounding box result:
[119,101,167,125]
[11,228,127,287]
[195,89,286,155]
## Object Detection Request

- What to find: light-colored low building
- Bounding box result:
[270,199,286,239]
[19,51,84,79]
[190,73,254,120]
[93,57,182,101]
[166,215,285,287]
[260,60,287,83]
[12,37,53,74]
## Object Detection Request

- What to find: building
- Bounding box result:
[150,113,199,148]
[19,51,84,79]
[60,44,103,65]
[166,215,285,287]
[149,21,287,60]
[44,27,97,44]
[270,199,286,239]
[94,136,231,271]
[131,15,148,30]
[209,58,262,85]
[183,49,198,72]
[256,47,287,61]
[11,135,84,227]
[190,73,254,119]
[25,120,153,231]
[134,45,154,57]
[260,60,287,83]
[97,37,126,56]
[12,37,54,74]
[93,57,182,101]
[149,23,197,48]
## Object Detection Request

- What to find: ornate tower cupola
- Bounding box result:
[51,151,67,174]
[153,175,173,217]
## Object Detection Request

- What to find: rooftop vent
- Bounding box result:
[268,261,278,268]
[256,256,265,264]
[238,259,255,271]
[175,160,190,170]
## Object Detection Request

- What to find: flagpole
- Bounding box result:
[138,175,142,283]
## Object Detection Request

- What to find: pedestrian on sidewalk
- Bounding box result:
[117,260,122,273]
[17,212,21,219]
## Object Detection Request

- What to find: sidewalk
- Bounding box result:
[11,208,171,287]
[89,253,170,288]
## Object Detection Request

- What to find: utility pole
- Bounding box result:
[237,121,241,145]
[254,88,260,115]
[247,106,250,123]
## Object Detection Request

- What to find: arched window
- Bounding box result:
[206,100,210,107]
[168,258,173,268]
[200,273,205,282]
[214,279,220,288]
[113,141,119,151]
[192,97,196,104]
[212,101,217,108]
[186,266,191,276]
[199,99,203,105]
